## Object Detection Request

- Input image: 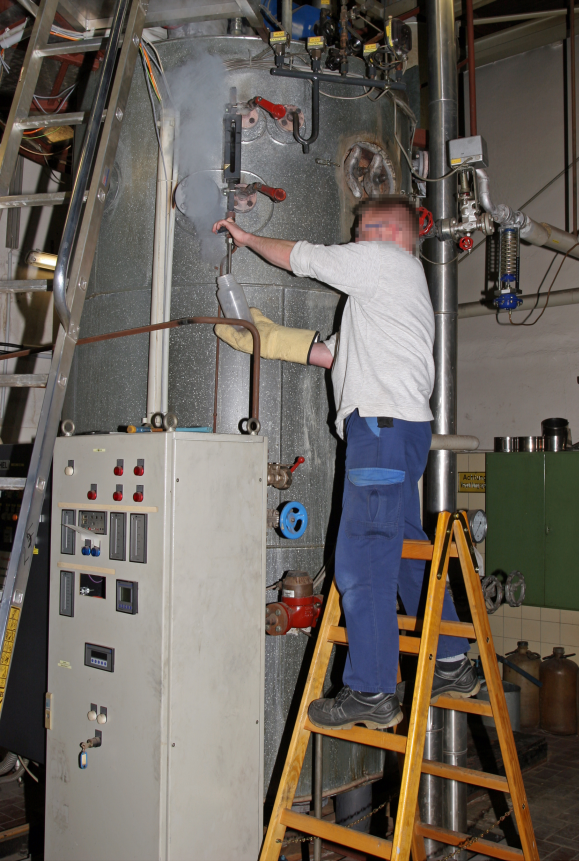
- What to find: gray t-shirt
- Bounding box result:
[290,239,435,438]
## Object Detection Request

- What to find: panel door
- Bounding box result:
[545,452,579,610]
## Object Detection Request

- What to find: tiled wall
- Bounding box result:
[456,453,579,669]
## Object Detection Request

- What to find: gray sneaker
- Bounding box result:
[430,657,480,704]
[308,685,403,731]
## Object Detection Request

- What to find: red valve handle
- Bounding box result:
[252,96,286,120]
[258,184,287,203]
[458,235,473,251]
[289,457,305,473]
[417,206,434,237]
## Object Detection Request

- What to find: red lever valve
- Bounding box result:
[458,235,474,251]
[257,184,286,203]
[251,96,286,120]
[289,456,305,474]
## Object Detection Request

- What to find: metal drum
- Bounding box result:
[65,35,413,800]
[542,417,571,451]
[494,436,518,452]
[517,436,543,453]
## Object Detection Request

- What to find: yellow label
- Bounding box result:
[270,30,287,44]
[458,472,486,493]
[450,157,462,164]
[93,448,106,452]
[58,660,72,669]
[321,0,330,5]
[363,43,378,55]
[33,547,38,555]
[0,608,19,713]
[307,36,324,49]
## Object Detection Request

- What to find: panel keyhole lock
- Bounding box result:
[114,460,124,477]
[87,484,97,501]
[79,730,102,767]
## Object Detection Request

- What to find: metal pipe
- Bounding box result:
[431,433,479,451]
[442,710,468,860]
[466,0,477,135]
[53,0,129,331]
[282,0,292,35]
[293,77,319,153]
[459,286,579,318]
[270,66,407,91]
[313,733,323,861]
[425,0,458,517]
[147,108,177,422]
[418,706,443,856]
[571,0,577,236]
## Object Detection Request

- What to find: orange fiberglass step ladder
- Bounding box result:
[260,510,539,861]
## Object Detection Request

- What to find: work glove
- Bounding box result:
[215,308,319,365]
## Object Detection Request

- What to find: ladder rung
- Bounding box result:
[16,110,106,130]
[280,809,393,860]
[421,759,508,793]
[0,193,68,208]
[36,36,109,57]
[0,280,49,292]
[401,538,458,560]
[432,694,492,716]
[0,478,26,490]
[416,823,523,860]
[0,374,48,387]
[398,615,475,638]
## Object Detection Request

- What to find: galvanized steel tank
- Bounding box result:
[65,35,412,800]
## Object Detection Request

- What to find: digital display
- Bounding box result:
[85,642,114,672]
[92,650,108,662]
[120,586,131,603]
[116,579,138,615]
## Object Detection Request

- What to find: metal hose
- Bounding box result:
[0,751,17,775]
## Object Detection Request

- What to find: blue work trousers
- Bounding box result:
[335,410,469,694]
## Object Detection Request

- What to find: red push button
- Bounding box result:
[113,491,123,502]
[134,466,144,476]
[133,492,143,502]
[87,490,97,500]
[114,466,123,476]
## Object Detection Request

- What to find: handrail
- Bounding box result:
[53,0,130,331]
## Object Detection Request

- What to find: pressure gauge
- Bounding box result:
[467,509,487,543]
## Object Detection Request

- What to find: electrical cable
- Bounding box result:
[20,758,38,783]
[420,250,459,265]
[495,253,558,326]
[507,242,579,326]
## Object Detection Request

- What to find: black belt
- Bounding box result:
[377,417,393,428]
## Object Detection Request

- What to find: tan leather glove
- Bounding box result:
[215,308,319,365]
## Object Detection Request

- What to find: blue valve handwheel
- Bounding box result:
[279,501,308,540]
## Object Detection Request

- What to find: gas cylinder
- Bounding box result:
[540,647,578,735]
[503,641,541,730]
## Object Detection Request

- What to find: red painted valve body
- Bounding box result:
[458,235,474,251]
[265,572,322,635]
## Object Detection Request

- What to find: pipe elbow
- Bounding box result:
[475,168,523,227]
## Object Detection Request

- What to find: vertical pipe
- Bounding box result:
[313,733,323,861]
[282,0,292,35]
[418,706,443,856]
[425,0,458,518]
[466,0,477,136]
[443,710,468,859]
[147,109,176,421]
[570,0,577,236]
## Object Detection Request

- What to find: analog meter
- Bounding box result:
[467,509,487,543]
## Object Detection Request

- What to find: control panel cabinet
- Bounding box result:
[45,433,267,861]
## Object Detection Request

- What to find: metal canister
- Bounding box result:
[504,641,541,729]
[542,418,571,451]
[517,436,543,453]
[540,647,578,734]
[494,437,518,452]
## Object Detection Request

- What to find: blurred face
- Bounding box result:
[355,207,415,253]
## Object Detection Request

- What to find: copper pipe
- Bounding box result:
[466,0,477,135]
[0,317,261,424]
[213,305,221,434]
[571,0,577,236]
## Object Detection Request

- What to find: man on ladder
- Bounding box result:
[213,196,479,730]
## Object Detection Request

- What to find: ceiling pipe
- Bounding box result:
[459,287,579,318]
[466,0,477,136]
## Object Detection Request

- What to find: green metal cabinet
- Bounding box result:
[486,452,579,610]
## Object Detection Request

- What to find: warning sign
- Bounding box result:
[458,472,486,493]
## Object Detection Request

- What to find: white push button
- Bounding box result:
[87,710,97,721]
[64,466,74,476]
[96,713,107,725]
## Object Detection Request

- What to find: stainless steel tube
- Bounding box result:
[431,434,479,451]
[282,0,292,34]
[313,733,322,861]
[53,0,129,331]
[425,0,458,517]
[459,286,579,318]
[418,706,443,856]
[443,710,468,860]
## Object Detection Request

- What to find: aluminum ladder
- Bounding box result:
[260,511,539,861]
[0,0,148,715]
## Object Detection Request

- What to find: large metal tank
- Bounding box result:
[64,34,412,800]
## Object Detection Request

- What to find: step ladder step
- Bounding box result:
[0,478,26,490]
[0,280,49,292]
[402,538,458,560]
[36,36,110,57]
[16,110,107,130]
[0,374,48,387]
[415,823,524,860]
[279,810,392,860]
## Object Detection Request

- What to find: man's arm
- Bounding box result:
[309,342,333,369]
[212,219,295,271]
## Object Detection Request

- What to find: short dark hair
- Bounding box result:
[354,195,419,237]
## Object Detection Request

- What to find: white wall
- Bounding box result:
[458,41,579,450]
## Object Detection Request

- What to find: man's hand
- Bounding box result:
[212,218,252,247]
